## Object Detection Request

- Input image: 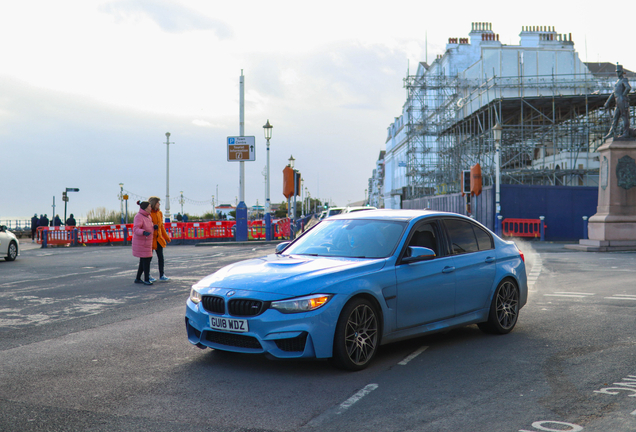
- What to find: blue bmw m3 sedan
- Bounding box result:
[185,210,527,370]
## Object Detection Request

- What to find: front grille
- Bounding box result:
[275,333,308,352]
[205,330,262,349]
[202,295,225,314]
[228,299,266,316]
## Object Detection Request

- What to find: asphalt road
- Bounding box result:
[1,240,635,431]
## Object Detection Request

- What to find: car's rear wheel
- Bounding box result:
[331,298,379,371]
[6,241,17,261]
[478,279,519,334]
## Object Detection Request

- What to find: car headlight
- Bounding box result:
[270,294,333,314]
[189,288,202,304]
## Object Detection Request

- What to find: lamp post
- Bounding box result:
[179,191,184,216]
[119,183,124,224]
[165,132,174,221]
[492,122,503,236]
[263,120,273,214]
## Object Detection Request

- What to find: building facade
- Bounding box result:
[378,23,635,209]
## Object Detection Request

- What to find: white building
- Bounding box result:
[379,23,627,209]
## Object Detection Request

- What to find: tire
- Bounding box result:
[5,241,17,261]
[331,298,379,371]
[478,279,519,334]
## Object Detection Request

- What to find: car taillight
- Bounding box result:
[514,243,525,262]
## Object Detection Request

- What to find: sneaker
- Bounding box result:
[149,276,156,282]
[143,280,153,286]
[159,275,170,281]
[134,279,143,284]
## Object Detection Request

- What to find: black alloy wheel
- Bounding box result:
[478,279,519,334]
[331,298,379,371]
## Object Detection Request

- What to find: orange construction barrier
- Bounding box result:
[502,218,541,238]
[37,218,288,246]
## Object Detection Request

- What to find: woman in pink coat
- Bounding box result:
[132,200,154,285]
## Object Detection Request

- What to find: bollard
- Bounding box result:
[264,213,272,241]
[582,216,588,240]
[496,214,503,237]
[42,230,48,248]
[539,216,545,241]
[73,228,79,246]
[123,227,128,246]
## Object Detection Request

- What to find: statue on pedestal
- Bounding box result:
[603,64,634,139]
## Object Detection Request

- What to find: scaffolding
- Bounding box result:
[401,67,636,200]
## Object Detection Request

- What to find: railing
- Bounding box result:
[36,219,291,247]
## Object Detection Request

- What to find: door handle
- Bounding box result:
[485,257,496,263]
[442,266,455,273]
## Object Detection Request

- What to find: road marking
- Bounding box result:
[553,292,595,295]
[544,293,594,298]
[631,409,636,416]
[337,384,378,413]
[604,296,636,301]
[398,346,429,365]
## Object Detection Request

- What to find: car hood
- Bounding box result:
[193,254,386,296]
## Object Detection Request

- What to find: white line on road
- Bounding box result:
[632,409,636,416]
[605,297,636,301]
[398,346,429,365]
[544,294,593,298]
[553,292,595,295]
[337,384,379,413]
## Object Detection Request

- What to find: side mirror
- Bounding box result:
[402,246,436,264]
[0,225,6,232]
[275,242,291,254]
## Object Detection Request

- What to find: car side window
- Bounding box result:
[443,219,479,255]
[406,222,440,257]
[474,225,493,250]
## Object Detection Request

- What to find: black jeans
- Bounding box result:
[155,244,165,277]
[136,257,152,282]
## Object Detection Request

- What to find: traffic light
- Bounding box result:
[62,191,68,202]
[295,171,301,196]
[461,170,471,194]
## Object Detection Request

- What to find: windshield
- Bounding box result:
[284,219,407,258]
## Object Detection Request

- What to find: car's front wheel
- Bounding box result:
[331,298,379,371]
[5,241,17,261]
[478,279,519,334]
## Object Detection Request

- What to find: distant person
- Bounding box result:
[132,201,154,285]
[148,196,171,282]
[182,213,188,223]
[53,215,62,226]
[176,213,183,222]
[31,213,39,242]
[39,214,49,229]
[66,214,76,227]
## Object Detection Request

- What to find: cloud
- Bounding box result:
[100,0,233,38]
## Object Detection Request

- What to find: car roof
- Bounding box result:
[327,209,469,222]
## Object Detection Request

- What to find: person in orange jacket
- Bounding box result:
[148,196,172,281]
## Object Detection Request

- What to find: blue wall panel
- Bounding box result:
[403,184,598,240]
[500,184,597,241]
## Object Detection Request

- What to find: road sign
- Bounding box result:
[227,136,255,162]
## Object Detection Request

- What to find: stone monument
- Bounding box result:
[568,64,636,251]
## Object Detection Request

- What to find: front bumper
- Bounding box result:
[185,298,340,359]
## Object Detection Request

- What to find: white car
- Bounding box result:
[342,206,377,213]
[0,225,19,261]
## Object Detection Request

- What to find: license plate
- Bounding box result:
[209,316,249,333]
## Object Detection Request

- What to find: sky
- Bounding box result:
[2,0,635,220]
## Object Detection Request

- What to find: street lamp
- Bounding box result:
[263,119,273,215]
[119,183,124,223]
[165,132,174,221]
[179,191,184,216]
[492,122,503,236]
[288,154,295,169]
